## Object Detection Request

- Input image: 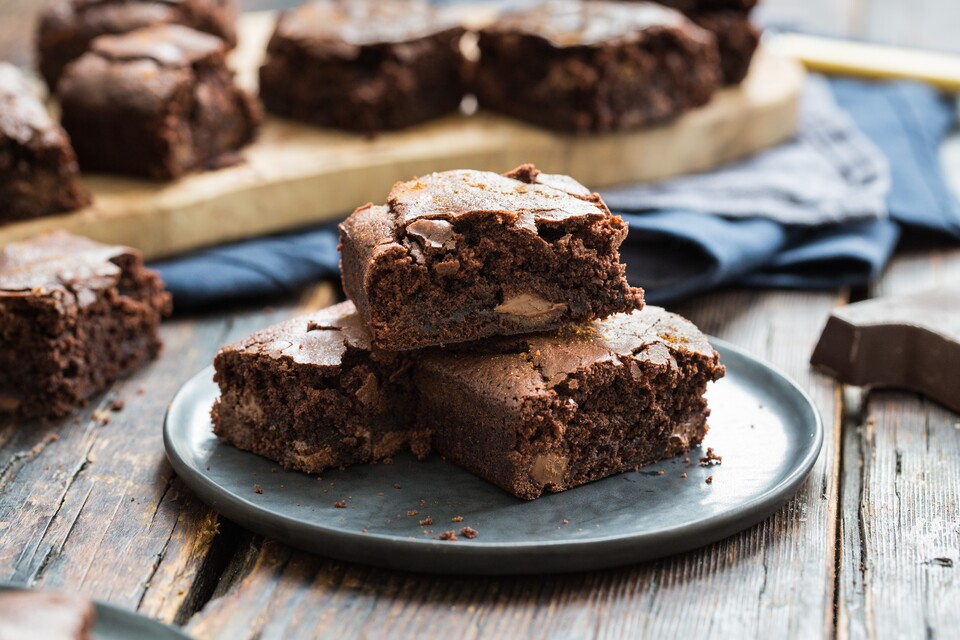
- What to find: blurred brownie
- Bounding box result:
[474,1,721,133]
[0,63,90,224]
[259,0,465,132]
[58,24,261,180]
[339,164,644,351]
[0,231,171,419]
[0,589,95,639]
[688,11,759,84]
[212,301,415,474]
[653,0,756,11]
[37,0,237,88]
[415,307,725,500]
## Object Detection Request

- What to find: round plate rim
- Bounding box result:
[164,337,823,573]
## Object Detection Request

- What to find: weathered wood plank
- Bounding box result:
[837,247,960,640]
[0,303,298,623]
[184,288,845,639]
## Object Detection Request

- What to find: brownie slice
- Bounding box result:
[339,164,644,351]
[0,590,95,639]
[0,231,171,419]
[474,1,721,133]
[651,0,756,12]
[688,11,759,84]
[414,306,725,500]
[37,0,238,89]
[57,23,261,180]
[259,0,466,132]
[0,62,90,224]
[212,301,416,474]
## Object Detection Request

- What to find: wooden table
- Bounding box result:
[2,3,960,639]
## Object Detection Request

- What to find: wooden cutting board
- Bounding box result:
[0,11,805,260]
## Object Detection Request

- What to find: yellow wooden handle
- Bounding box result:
[767,32,960,91]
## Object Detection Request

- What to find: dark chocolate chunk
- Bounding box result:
[339,164,644,351]
[0,62,90,223]
[57,23,261,180]
[259,0,466,132]
[0,231,171,419]
[811,289,960,413]
[474,1,721,133]
[37,0,238,89]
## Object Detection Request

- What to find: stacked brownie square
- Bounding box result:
[213,165,724,500]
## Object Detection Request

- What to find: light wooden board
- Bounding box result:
[0,11,804,260]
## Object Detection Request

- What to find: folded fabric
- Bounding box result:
[152,75,959,311]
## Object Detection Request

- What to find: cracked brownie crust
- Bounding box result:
[339,164,644,351]
[415,306,725,500]
[0,232,171,419]
[212,302,416,474]
[259,0,466,132]
[37,0,238,89]
[57,23,261,180]
[474,1,721,133]
[0,63,90,223]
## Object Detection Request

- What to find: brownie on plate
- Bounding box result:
[339,164,644,351]
[474,0,721,133]
[415,307,726,500]
[57,24,261,180]
[259,0,466,132]
[0,231,171,419]
[0,589,95,639]
[37,0,238,89]
[212,302,416,474]
[0,62,90,224]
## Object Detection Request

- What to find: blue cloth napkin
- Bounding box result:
[152,76,959,311]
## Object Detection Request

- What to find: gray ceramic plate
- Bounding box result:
[0,584,191,639]
[165,339,822,575]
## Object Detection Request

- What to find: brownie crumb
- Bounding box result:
[334,499,347,508]
[360,528,368,533]
[451,516,464,523]
[562,519,569,525]
[437,530,457,541]
[699,448,723,467]
[681,473,687,479]
[419,516,433,526]
[109,398,125,412]
[92,408,110,424]
[407,510,418,517]
[393,483,402,490]
[684,457,691,463]
[383,457,394,465]
[136,387,145,395]
[460,526,478,539]
[705,476,713,484]
[254,484,263,494]
[656,471,664,476]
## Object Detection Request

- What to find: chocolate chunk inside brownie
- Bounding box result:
[0,231,171,419]
[474,1,721,133]
[0,589,95,639]
[37,0,238,89]
[414,306,725,500]
[0,62,90,223]
[212,301,416,474]
[339,164,644,351]
[259,0,466,132]
[57,23,261,180]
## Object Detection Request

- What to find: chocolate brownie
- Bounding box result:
[37,0,237,88]
[0,589,95,639]
[339,164,644,351]
[0,231,171,419]
[651,0,757,12]
[0,63,90,224]
[259,0,466,132]
[57,24,261,180]
[688,11,759,84]
[414,307,725,500]
[212,301,416,475]
[474,1,721,133]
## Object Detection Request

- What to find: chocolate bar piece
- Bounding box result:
[810,288,960,413]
